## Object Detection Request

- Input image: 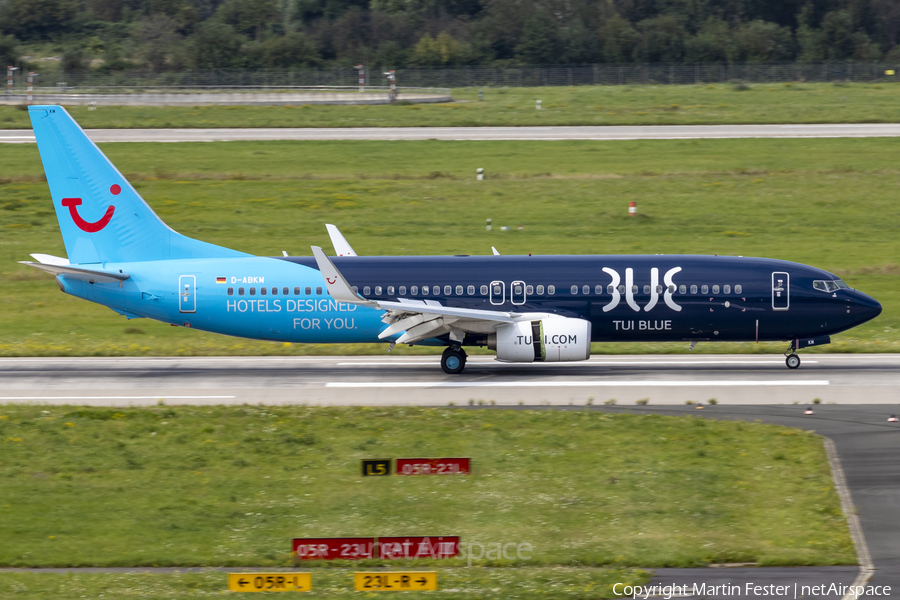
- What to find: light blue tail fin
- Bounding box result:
[29,105,250,264]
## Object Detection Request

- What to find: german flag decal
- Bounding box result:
[216,277,227,284]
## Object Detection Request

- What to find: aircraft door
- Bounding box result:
[179,275,196,313]
[511,280,526,305]
[771,272,789,311]
[490,280,505,305]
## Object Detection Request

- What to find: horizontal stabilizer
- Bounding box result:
[19,261,130,283]
[30,253,70,266]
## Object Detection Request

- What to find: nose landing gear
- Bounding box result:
[784,341,801,369]
[441,345,467,374]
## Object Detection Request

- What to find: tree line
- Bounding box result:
[1,0,899,74]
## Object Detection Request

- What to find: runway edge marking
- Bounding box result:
[824,437,875,599]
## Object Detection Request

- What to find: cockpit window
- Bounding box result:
[813,279,850,292]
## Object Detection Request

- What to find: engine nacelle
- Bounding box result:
[489,316,591,363]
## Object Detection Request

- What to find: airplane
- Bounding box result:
[21,106,882,374]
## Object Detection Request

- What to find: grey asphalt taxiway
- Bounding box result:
[5,123,900,143]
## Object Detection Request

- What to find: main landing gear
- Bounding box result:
[441,345,467,374]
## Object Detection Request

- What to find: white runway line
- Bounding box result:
[327,380,830,388]
[0,395,237,400]
[335,359,818,366]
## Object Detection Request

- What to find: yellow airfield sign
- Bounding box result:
[354,571,438,591]
[227,572,312,592]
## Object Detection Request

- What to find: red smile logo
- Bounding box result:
[61,185,119,233]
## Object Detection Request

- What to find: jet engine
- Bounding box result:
[488,316,591,363]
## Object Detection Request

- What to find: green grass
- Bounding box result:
[0,405,854,571]
[0,568,649,599]
[0,137,898,356]
[3,82,900,128]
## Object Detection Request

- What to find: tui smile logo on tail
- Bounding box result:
[61,184,119,233]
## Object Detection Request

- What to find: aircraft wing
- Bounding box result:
[19,261,130,283]
[311,246,517,344]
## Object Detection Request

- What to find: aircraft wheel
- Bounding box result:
[785,354,801,369]
[441,347,467,375]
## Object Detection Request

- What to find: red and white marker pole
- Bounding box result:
[628,200,636,216]
[354,64,364,92]
[26,71,36,105]
[7,66,16,95]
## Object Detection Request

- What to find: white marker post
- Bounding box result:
[26,71,37,105]
[476,168,483,181]
[384,70,396,102]
[486,218,492,232]
[628,200,636,216]
[536,100,541,110]
[6,66,16,95]
[354,64,365,92]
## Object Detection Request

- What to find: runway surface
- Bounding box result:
[4,123,900,143]
[2,353,898,406]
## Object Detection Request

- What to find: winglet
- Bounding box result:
[310,246,377,307]
[325,224,358,257]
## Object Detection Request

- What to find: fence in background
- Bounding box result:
[4,62,900,92]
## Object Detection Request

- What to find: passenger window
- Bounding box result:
[548,285,555,295]
[467,285,475,295]
[239,287,245,295]
[712,285,720,294]
[690,285,697,294]
[294,287,300,295]
[433,286,441,295]
[657,285,663,294]
[250,287,256,296]
[260,287,267,295]
[571,285,578,295]
[456,285,463,295]
[526,285,533,295]
[617,285,625,294]
[679,285,686,294]
[493,283,503,296]
[444,285,452,295]
[375,286,382,295]
[388,286,395,295]
[227,287,234,296]
[411,286,418,295]
[595,284,603,295]
[316,287,322,295]
[399,286,406,295]
[480,285,489,295]
[352,286,358,294]
[723,284,731,294]
[607,285,615,295]
[513,283,524,295]
[282,287,288,295]
[305,287,311,295]
[668,285,676,293]
[583,285,590,295]
[701,285,709,294]
[631,285,638,294]
[364,286,371,295]
[536,285,544,295]
[422,285,429,295]
[735,284,742,294]
[643,285,650,294]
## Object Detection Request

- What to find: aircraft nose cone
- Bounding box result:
[853,292,882,323]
